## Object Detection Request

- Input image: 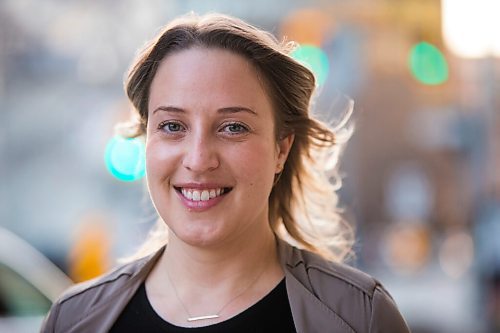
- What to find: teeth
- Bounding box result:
[180,188,226,201]
[201,190,209,201]
[192,191,200,201]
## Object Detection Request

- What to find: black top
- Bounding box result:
[109,278,296,332]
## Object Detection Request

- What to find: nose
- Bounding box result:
[182,135,220,173]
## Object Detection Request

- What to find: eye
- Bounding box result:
[158,120,185,133]
[220,122,249,135]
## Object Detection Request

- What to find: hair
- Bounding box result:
[121,12,354,262]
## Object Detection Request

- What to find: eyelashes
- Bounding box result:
[157,120,185,133]
[219,122,250,135]
[156,120,251,137]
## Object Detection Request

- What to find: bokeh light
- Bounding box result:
[409,42,449,85]
[104,136,146,182]
[291,45,330,86]
[442,0,500,58]
[280,8,333,46]
[382,223,431,274]
[69,214,111,283]
[439,229,474,279]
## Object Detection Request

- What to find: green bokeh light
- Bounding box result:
[291,45,330,86]
[409,42,449,85]
[104,136,145,182]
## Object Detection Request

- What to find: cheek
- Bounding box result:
[145,141,178,180]
[231,142,277,184]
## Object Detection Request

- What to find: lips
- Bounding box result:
[174,186,232,202]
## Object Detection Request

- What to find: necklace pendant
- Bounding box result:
[187,314,220,322]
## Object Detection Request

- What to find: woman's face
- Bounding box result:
[146,47,293,248]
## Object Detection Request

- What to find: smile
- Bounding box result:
[176,187,231,202]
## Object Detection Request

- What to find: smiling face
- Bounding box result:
[146,47,293,249]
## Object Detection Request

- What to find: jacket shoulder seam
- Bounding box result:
[59,270,133,305]
[57,257,150,305]
[303,261,380,298]
[57,260,150,332]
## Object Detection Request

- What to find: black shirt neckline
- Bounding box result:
[110,277,296,332]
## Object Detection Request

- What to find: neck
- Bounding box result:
[145,222,284,326]
[163,225,279,287]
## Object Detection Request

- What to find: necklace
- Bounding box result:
[165,260,269,322]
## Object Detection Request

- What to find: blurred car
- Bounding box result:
[0,227,73,333]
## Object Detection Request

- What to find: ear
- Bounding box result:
[275,134,294,173]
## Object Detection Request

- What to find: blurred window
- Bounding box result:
[0,264,51,316]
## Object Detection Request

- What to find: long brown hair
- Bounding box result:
[122,13,354,262]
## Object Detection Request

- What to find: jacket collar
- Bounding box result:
[277,238,355,333]
[67,240,353,333]
[64,248,165,333]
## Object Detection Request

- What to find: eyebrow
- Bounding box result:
[152,106,184,115]
[152,106,257,116]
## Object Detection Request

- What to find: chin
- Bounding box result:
[172,224,228,248]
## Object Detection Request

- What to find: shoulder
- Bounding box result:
[281,241,410,332]
[62,254,152,301]
[298,247,381,297]
[41,251,161,333]
[280,240,382,299]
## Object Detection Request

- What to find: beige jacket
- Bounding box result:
[41,240,410,333]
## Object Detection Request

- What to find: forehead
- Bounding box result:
[148,47,274,115]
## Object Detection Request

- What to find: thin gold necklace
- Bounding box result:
[165,260,269,322]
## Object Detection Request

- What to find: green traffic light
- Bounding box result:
[104,136,145,182]
[291,44,330,86]
[409,42,449,85]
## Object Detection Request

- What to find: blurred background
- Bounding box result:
[1,0,499,332]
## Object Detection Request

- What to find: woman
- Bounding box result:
[41,13,410,333]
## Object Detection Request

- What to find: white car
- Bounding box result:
[0,227,73,333]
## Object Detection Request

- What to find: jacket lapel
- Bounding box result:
[65,248,164,333]
[63,241,355,332]
[278,239,355,333]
